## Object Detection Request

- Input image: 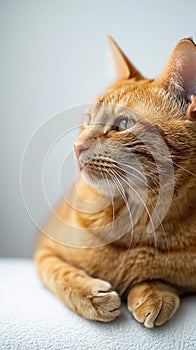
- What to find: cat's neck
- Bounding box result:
[73,175,195,250]
[117,181,195,250]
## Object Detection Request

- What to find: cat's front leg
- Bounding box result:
[35,248,121,322]
[127,281,180,328]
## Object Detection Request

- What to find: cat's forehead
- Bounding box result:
[87,98,131,123]
[87,81,158,123]
[87,84,185,125]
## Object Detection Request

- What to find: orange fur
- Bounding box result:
[34,38,196,327]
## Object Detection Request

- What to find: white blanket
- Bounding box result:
[0,259,195,350]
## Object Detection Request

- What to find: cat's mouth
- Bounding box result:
[78,158,127,188]
[80,162,111,180]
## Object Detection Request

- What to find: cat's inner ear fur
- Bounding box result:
[187,95,196,120]
[154,38,196,106]
[107,36,143,82]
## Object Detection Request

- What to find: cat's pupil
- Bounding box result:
[115,117,128,131]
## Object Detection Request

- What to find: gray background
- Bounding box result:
[1,0,195,257]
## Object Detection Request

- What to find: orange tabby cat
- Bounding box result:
[34,37,196,328]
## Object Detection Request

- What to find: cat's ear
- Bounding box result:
[107,36,143,82]
[154,38,196,102]
[187,95,196,120]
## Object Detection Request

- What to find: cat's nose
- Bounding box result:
[74,142,89,158]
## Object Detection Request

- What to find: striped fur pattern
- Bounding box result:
[35,38,196,328]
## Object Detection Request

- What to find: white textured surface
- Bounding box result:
[0,259,195,350]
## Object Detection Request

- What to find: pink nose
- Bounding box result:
[74,142,89,158]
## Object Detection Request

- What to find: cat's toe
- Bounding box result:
[153,293,180,326]
[92,290,121,322]
[85,278,121,322]
[128,288,180,328]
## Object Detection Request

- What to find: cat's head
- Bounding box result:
[74,37,196,198]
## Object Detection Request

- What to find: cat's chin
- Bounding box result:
[80,168,124,198]
[80,169,109,196]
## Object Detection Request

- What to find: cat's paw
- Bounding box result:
[78,278,121,322]
[127,283,180,328]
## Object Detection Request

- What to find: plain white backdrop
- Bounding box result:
[1,0,196,257]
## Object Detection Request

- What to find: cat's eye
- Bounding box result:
[115,117,128,131]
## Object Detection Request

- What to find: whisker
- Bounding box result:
[101,170,115,237]
[114,169,170,252]
[95,156,161,199]
[94,156,146,181]
[164,156,195,176]
[92,155,157,190]
[122,141,144,147]
[96,157,172,206]
[116,159,161,189]
[112,169,159,250]
[78,156,170,251]
[112,161,159,196]
[114,161,172,215]
[108,168,134,246]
